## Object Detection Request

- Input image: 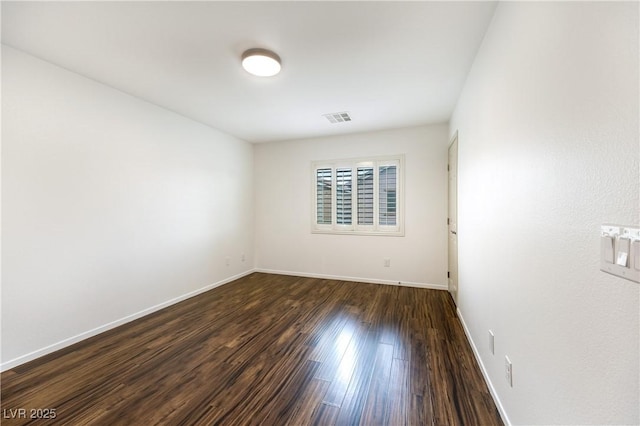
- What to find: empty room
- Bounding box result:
[1,1,638,425]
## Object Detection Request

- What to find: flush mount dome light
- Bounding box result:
[241,48,281,77]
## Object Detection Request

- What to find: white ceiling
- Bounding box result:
[1,1,497,143]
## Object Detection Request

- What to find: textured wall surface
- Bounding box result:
[2,46,254,367]
[254,125,449,287]
[450,2,639,424]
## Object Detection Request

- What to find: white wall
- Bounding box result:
[1,46,254,368]
[254,125,449,287]
[450,2,639,424]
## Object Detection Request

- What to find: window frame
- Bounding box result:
[311,155,405,236]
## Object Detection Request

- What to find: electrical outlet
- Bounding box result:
[225,256,231,266]
[384,259,391,267]
[505,356,513,387]
[488,330,495,355]
[241,254,246,262]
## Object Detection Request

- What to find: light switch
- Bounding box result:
[633,241,640,272]
[601,236,615,263]
[600,224,639,283]
[616,238,630,267]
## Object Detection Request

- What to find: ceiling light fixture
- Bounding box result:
[241,48,281,77]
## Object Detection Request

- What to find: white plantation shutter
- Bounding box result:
[379,165,397,226]
[312,156,403,235]
[336,168,352,225]
[316,168,332,225]
[357,167,374,225]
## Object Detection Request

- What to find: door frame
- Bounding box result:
[448,131,459,303]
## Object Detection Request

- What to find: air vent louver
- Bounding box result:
[323,112,352,124]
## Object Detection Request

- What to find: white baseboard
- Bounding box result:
[254,268,447,290]
[456,307,512,426]
[0,269,256,372]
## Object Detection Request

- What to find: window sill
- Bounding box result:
[311,229,405,237]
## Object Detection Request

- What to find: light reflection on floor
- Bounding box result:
[335,324,357,384]
[314,311,409,388]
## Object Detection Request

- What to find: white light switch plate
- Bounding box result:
[601,224,640,283]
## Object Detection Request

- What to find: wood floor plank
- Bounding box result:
[283,378,330,426]
[312,402,339,426]
[321,322,369,407]
[386,357,410,426]
[358,342,394,425]
[1,273,503,426]
[332,324,379,425]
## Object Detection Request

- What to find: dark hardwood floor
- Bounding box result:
[1,273,502,425]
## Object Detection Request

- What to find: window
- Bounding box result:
[312,155,404,235]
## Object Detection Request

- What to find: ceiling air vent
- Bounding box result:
[323,112,352,124]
